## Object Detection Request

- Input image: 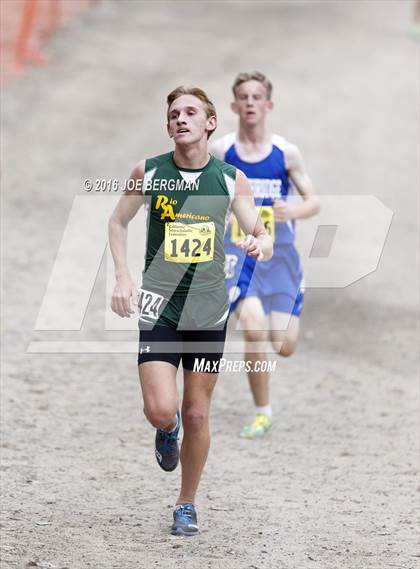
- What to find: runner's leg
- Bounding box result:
[138,361,178,430]
[176,370,218,505]
[270,312,300,357]
[239,296,270,406]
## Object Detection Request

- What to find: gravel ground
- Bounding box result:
[1,1,419,568]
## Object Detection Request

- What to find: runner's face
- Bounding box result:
[167,95,216,144]
[231,80,273,125]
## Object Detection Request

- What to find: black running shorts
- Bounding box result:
[138,324,227,371]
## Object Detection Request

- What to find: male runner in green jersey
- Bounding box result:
[108,86,273,535]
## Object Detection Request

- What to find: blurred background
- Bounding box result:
[1,1,419,568]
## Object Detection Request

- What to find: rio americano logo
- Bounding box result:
[155,195,210,222]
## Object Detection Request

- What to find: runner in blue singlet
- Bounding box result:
[211,71,320,438]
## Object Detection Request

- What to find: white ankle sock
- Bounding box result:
[255,405,272,419]
[166,413,179,433]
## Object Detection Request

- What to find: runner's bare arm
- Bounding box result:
[231,169,273,261]
[108,160,145,317]
[274,142,320,222]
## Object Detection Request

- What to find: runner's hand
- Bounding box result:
[237,234,264,261]
[111,275,139,317]
[273,198,294,222]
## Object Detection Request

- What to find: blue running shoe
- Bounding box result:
[155,409,180,472]
[171,503,199,536]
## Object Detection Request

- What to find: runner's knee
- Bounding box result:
[243,328,268,344]
[144,403,177,430]
[182,405,208,432]
[272,338,297,357]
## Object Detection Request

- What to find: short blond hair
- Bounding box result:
[232,71,273,100]
[166,86,217,138]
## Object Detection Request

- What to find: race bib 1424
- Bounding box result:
[164,221,215,263]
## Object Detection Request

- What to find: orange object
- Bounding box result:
[1,0,98,87]
[15,0,45,68]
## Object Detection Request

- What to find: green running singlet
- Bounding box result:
[139,152,236,330]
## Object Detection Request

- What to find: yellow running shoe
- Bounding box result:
[240,413,272,439]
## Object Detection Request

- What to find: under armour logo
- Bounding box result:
[140,345,151,354]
